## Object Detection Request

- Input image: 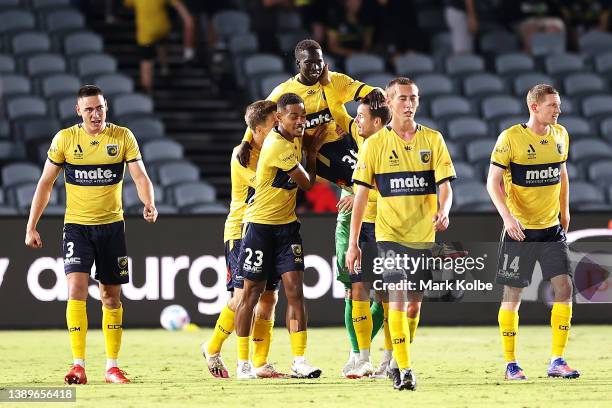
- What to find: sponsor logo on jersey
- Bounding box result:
[73,144,84,159]
[527,144,536,159]
[305,108,332,129]
[106,144,119,157]
[65,163,124,186]
[388,149,400,167]
[510,162,562,187]
[376,171,436,197]
[420,150,431,164]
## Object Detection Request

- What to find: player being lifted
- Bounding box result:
[202,100,287,379]
[25,85,157,385]
[234,93,325,379]
[320,66,391,378]
[346,78,456,390]
[487,84,579,380]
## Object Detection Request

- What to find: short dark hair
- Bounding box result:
[277,93,304,111]
[361,94,391,125]
[78,85,104,99]
[294,39,322,60]
[245,100,277,131]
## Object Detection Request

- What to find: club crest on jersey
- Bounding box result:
[556,142,564,155]
[106,144,119,157]
[420,150,431,164]
[291,244,303,256]
[117,256,128,269]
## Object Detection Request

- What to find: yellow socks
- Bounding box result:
[237,336,250,362]
[290,331,307,358]
[252,318,274,368]
[352,300,373,353]
[407,312,420,343]
[388,309,410,369]
[102,305,123,362]
[498,308,519,362]
[382,303,393,353]
[551,303,572,357]
[207,305,235,355]
[66,299,87,362]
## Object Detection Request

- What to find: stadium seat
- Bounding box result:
[479,30,520,55]
[259,72,291,99]
[429,95,472,119]
[581,95,612,118]
[25,53,66,76]
[0,0,20,10]
[530,32,566,56]
[563,73,607,97]
[444,54,484,76]
[44,8,85,34]
[588,160,612,188]
[94,73,134,96]
[0,10,35,34]
[345,53,385,79]
[123,117,165,141]
[157,162,199,187]
[452,180,491,210]
[0,74,31,96]
[558,116,593,139]
[63,31,103,56]
[497,115,527,133]
[361,72,394,89]
[123,183,164,210]
[0,141,25,162]
[41,73,80,99]
[212,10,250,42]
[544,53,585,77]
[445,140,463,161]
[277,30,309,55]
[465,139,495,164]
[112,93,154,118]
[463,73,506,97]
[55,95,78,123]
[172,181,217,208]
[0,54,15,73]
[30,0,71,9]
[513,72,554,95]
[570,139,612,163]
[394,53,435,77]
[495,53,535,75]
[142,139,183,163]
[594,51,612,77]
[0,119,9,139]
[446,117,488,142]
[413,73,454,97]
[560,98,574,115]
[452,161,477,181]
[600,117,612,142]
[183,203,228,214]
[155,204,179,214]
[242,54,284,78]
[228,32,258,55]
[16,116,61,142]
[14,182,58,209]
[276,10,302,31]
[566,162,582,180]
[76,53,117,78]
[5,96,47,120]
[1,162,41,188]
[481,95,522,120]
[578,31,612,56]
[416,116,439,131]
[11,31,51,55]
[569,181,606,206]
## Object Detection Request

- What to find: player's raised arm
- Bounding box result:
[25,159,62,248]
[288,124,326,191]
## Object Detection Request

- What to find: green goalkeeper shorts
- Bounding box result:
[335,208,351,290]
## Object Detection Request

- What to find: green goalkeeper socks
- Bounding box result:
[344,298,359,353]
[371,301,384,339]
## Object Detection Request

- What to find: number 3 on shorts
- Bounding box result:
[66,242,74,258]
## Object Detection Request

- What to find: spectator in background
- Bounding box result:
[124,0,195,94]
[557,0,611,50]
[326,0,374,65]
[296,0,329,45]
[499,0,565,53]
[444,0,479,54]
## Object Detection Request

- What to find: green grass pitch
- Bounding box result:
[2,325,611,407]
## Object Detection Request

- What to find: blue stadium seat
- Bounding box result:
[429,95,472,120]
[361,72,394,90]
[123,117,165,141]
[479,30,520,55]
[587,160,612,188]
[558,116,593,140]
[452,161,477,181]
[157,162,199,187]
[446,117,489,142]
[44,8,85,34]
[497,115,527,134]
[463,73,506,97]
[444,54,484,76]
[581,95,612,118]
[228,32,258,55]
[112,93,154,118]
[16,116,61,142]
[414,73,454,97]
[481,95,522,120]
[513,72,554,95]
[182,203,228,214]
[41,73,80,99]
[594,51,612,77]
[544,53,585,77]
[31,0,71,9]
[563,73,607,98]
[570,139,612,163]
[1,162,41,188]
[25,53,66,76]
[394,53,435,77]
[495,53,535,76]
[569,181,606,207]
[345,53,385,79]
[530,32,565,56]
[76,53,117,78]
[142,139,183,163]
[0,54,15,73]
[452,180,491,211]
[578,31,612,56]
[212,10,250,44]
[0,74,31,95]
[172,181,217,209]
[55,95,78,124]
[5,95,47,120]
[11,31,51,55]
[600,117,612,142]
[0,9,35,34]
[93,73,133,96]
[259,72,291,100]
[63,31,103,56]
[465,139,495,164]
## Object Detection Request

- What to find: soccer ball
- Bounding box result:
[160,305,190,331]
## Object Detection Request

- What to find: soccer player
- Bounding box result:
[487,84,579,380]
[321,69,391,378]
[25,85,157,384]
[346,77,456,390]
[202,100,286,379]
[233,93,324,379]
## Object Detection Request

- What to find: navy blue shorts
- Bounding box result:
[496,224,571,288]
[374,241,433,287]
[239,221,304,284]
[63,221,129,285]
[352,222,377,284]
[225,239,280,291]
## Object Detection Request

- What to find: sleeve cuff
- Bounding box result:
[286,163,298,173]
[126,158,142,163]
[436,176,456,185]
[353,179,373,189]
[491,161,506,169]
[47,157,63,167]
[353,84,366,101]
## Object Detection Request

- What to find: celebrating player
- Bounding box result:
[25,85,158,385]
[202,100,286,379]
[487,84,579,380]
[233,93,325,379]
[346,77,456,390]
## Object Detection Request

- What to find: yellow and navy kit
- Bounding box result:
[124,0,176,46]
[48,123,141,225]
[223,145,259,242]
[491,123,569,229]
[244,129,302,225]
[352,125,456,243]
[242,71,375,188]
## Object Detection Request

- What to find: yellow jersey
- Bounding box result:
[491,123,569,229]
[223,145,259,242]
[244,129,302,225]
[124,0,176,46]
[48,123,141,225]
[352,125,456,243]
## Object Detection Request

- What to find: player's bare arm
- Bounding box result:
[434,181,452,232]
[128,160,158,223]
[486,164,525,241]
[559,162,570,232]
[345,184,368,274]
[288,124,326,191]
[25,160,62,248]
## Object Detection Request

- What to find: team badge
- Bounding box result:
[106,144,119,157]
[556,142,564,155]
[420,150,431,164]
[291,244,303,256]
[117,256,128,269]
